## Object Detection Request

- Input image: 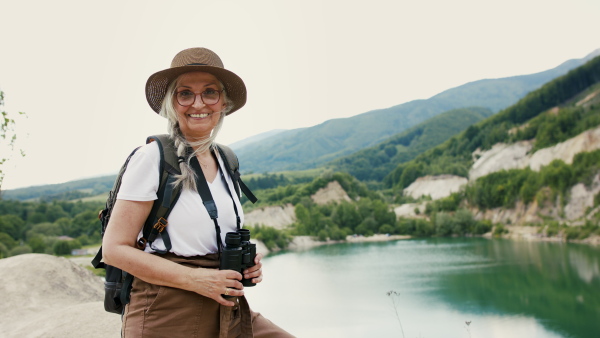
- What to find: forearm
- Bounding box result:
[103,242,195,291]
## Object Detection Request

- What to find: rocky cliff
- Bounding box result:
[244,180,352,228]
[399,125,600,225]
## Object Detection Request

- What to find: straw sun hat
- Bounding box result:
[145,47,247,115]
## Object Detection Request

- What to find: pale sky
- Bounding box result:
[0,0,598,190]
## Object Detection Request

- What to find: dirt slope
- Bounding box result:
[0,254,121,337]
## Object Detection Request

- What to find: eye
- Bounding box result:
[203,88,219,95]
[177,90,195,99]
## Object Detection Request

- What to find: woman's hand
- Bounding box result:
[243,252,264,284]
[187,268,244,307]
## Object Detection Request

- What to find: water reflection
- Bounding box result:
[246,238,600,338]
[427,239,600,338]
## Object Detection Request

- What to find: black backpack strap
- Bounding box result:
[120,135,183,307]
[137,135,183,254]
[91,247,104,269]
[215,143,258,204]
[92,146,142,270]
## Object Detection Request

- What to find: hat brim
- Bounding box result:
[145,65,247,115]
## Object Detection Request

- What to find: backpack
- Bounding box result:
[91,134,257,314]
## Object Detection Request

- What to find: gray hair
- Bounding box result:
[159,75,234,191]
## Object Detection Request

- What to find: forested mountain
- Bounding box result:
[2,175,115,201]
[242,53,600,243]
[385,54,600,191]
[327,107,493,183]
[234,50,600,174]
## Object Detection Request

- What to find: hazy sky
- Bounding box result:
[0,0,598,190]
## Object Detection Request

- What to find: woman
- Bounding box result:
[103,47,293,338]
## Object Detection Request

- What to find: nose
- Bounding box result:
[191,94,206,109]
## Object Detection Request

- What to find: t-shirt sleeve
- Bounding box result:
[116,141,161,201]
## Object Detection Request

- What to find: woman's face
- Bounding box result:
[174,72,226,140]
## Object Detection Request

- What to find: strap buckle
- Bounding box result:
[153,217,168,233]
[136,237,147,250]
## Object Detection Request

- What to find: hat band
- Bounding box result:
[187,63,208,66]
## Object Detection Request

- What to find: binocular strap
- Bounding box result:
[190,152,241,256]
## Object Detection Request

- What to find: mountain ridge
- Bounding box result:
[235,50,600,174]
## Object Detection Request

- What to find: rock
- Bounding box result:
[0,254,121,337]
[403,175,468,200]
[469,126,600,179]
[311,181,352,205]
[469,141,532,180]
[394,203,427,218]
[530,127,600,170]
[244,204,296,229]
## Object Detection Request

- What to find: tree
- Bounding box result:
[0,90,25,192]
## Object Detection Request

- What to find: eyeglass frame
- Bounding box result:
[174,89,224,107]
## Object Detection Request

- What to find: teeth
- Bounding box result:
[189,113,209,118]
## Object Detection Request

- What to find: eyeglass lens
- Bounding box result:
[176,90,220,106]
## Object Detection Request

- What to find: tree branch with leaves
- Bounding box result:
[0,90,26,193]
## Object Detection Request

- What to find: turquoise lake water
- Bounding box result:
[244,238,600,338]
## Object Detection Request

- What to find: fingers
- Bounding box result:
[217,285,245,307]
[254,252,264,265]
[224,269,243,281]
[243,261,263,284]
[189,268,246,306]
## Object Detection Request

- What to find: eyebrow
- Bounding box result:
[177,82,220,89]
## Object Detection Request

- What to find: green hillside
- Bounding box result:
[2,175,116,201]
[328,107,493,183]
[385,54,600,191]
[235,52,598,174]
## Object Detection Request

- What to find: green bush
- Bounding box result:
[0,242,8,258]
[317,230,328,241]
[246,225,292,251]
[9,245,32,256]
[493,224,508,237]
[379,224,394,234]
[472,220,492,235]
[52,239,82,256]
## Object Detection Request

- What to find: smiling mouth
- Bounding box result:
[189,113,210,118]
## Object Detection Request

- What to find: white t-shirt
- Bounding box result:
[117,141,245,256]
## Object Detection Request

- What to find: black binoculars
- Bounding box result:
[220,229,257,297]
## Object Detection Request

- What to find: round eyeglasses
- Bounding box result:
[175,89,223,106]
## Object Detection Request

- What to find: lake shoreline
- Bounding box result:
[259,226,600,256]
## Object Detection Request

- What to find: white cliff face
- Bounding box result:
[399,125,600,223]
[564,174,600,221]
[469,141,533,180]
[311,180,352,205]
[243,180,353,230]
[469,126,600,178]
[244,204,296,229]
[529,127,600,170]
[394,202,427,218]
[403,175,468,200]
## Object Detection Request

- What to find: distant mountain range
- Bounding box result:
[3,49,599,201]
[233,49,600,174]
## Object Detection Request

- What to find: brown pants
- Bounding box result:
[122,254,294,338]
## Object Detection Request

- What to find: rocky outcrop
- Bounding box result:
[244,180,353,231]
[470,141,532,180]
[244,204,296,229]
[564,174,600,222]
[0,254,121,337]
[403,175,468,200]
[469,126,600,179]
[394,202,427,218]
[529,127,600,170]
[311,181,352,205]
